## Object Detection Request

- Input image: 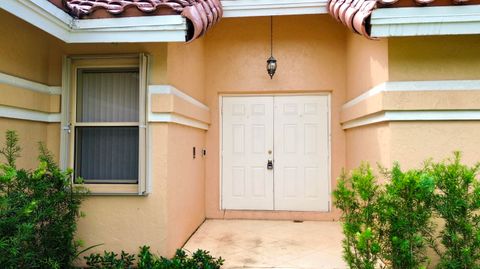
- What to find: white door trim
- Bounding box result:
[219,93,331,212]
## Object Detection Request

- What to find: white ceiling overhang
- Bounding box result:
[2,0,480,43]
[0,0,188,43]
[222,0,328,17]
[371,5,480,37]
[0,0,329,43]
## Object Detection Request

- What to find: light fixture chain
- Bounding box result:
[270,16,273,57]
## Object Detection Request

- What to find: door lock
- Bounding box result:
[267,160,274,170]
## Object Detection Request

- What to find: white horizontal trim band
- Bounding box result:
[149,113,209,130]
[149,85,209,111]
[222,0,328,17]
[0,0,187,43]
[0,72,61,95]
[343,80,480,109]
[73,15,185,29]
[371,6,480,37]
[0,105,61,123]
[342,110,480,130]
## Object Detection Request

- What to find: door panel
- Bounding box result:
[274,96,330,211]
[221,95,329,212]
[222,96,274,210]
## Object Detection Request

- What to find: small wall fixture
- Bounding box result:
[267,16,277,79]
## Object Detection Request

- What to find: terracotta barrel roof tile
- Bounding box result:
[50,0,223,41]
[327,0,377,38]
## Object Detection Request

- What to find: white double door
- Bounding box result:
[222,95,330,212]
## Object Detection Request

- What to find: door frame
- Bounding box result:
[219,92,332,211]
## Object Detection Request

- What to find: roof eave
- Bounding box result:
[0,0,188,43]
[371,5,480,37]
[222,0,328,17]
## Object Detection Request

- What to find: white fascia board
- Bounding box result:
[222,0,328,17]
[371,5,480,37]
[147,85,210,130]
[343,80,480,109]
[149,85,210,111]
[67,28,186,43]
[0,72,61,95]
[1,0,187,43]
[343,110,480,129]
[68,16,187,43]
[73,15,185,29]
[149,113,209,130]
[0,105,61,123]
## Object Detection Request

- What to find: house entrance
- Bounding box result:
[221,95,330,212]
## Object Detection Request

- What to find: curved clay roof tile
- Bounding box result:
[206,0,218,24]
[329,0,341,20]
[338,0,354,24]
[195,2,209,34]
[344,0,362,32]
[327,0,377,38]
[353,0,377,36]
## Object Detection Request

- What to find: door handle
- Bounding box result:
[267,160,274,170]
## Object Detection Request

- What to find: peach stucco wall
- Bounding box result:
[389,35,480,81]
[203,15,347,221]
[345,123,391,170]
[346,33,389,101]
[76,123,206,258]
[167,41,206,103]
[5,4,480,262]
[0,119,54,169]
[0,10,50,85]
[0,11,58,167]
[0,9,207,258]
[389,121,480,168]
[343,34,480,174]
[164,123,206,256]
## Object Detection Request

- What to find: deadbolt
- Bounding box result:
[267,160,274,170]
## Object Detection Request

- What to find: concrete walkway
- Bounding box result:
[183,219,346,269]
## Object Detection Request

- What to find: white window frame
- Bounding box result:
[60,54,149,195]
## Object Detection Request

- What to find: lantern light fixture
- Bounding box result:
[267,16,277,79]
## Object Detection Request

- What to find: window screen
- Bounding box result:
[74,69,140,184]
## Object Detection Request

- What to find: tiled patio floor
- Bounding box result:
[183,219,346,269]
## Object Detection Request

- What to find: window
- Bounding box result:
[63,55,148,195]
[75,69,140,184]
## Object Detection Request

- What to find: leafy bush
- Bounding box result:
[377,164,435,269]
[334,164,382,269]
[0,130,87,268]
[427,152,480,269]
[84,246,224,269]
[85,250,135,269]
[335,155,480,269]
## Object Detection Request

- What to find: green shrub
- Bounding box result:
[0,130,87,268]
[336,154,480,269]
[333,164,382,269]
[84,246,224,269]
[426,152,480,269]
[85,250,135,269]
[378,164,435,269]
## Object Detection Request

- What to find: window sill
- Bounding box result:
[79,183,144,196]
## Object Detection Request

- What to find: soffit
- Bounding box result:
[48,0,223,41]
[327,0,480,38]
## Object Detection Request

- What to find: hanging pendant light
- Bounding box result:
[267,16,277,79]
